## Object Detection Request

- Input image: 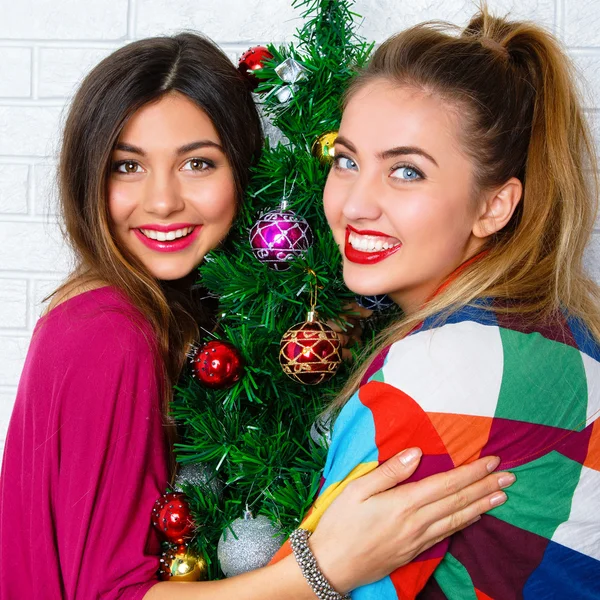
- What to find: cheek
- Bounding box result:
[107,181,138,230]
[322,176,344,231]
[191,176,237,228]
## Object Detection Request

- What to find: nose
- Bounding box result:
[142,170,185,218]
[341,171,382,223]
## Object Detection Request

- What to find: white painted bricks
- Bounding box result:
[1,0,599,457]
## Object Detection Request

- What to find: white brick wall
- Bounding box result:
[1,0,599,456]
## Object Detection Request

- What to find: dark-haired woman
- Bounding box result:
[279,8,600,599]
[0,34,509,600]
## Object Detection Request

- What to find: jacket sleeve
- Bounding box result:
[276,319,506,599]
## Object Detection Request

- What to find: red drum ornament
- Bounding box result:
[238,45,274,89]
[280,313,342,385]
[152,493,195,545]
[191,340,244,389]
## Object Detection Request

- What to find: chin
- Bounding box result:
[343,271,393,297]
[145,262,197,282]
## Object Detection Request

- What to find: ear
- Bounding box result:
[472,177,523,239]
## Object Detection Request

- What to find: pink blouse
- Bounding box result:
[0,287,168,599]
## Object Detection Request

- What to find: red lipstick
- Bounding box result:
[344,226,402,265]
[134,224,201,253]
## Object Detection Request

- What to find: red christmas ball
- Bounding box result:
[191,340,244,389]
[280,318,342,385]
[152,493,194,544]
[238,45,274,89]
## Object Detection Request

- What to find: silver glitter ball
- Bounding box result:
[174,463,223,498]
[274,57,308,84]
[310,413,332,448]
[218,512,284,577]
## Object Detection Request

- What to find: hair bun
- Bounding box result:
[480,37,509,60]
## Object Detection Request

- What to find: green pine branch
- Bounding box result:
[171,0,377,581]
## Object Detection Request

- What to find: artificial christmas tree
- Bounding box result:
[170,0,382,580]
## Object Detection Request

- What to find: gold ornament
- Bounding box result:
[311,131,338,165]
[159,545,208,582]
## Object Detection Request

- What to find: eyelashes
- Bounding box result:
[390,164,424,181]
[332,152,426,181]
[112,160,142,174]
[332,154,358,171]
[111,158,216,174]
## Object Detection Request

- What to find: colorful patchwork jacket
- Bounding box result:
[273,301,600,599]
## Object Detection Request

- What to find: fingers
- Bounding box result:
[422,482,511,544]
[396,455,501,509]
[417,469,515,526]
[350,448,423,498]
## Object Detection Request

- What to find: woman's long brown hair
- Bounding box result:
[334,7,600,408]
[54,34,263,463]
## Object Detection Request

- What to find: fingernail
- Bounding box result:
[490,491,507,507]
[486,456,501,473]
[498,473,516,488]
[399,448,422,466]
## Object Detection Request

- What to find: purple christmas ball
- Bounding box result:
[249,209,313,270]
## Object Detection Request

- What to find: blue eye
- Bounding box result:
[333,155,358,171]
[391,165,423,181]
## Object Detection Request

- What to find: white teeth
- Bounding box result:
[348,231,400,253]
[139,226,195,242]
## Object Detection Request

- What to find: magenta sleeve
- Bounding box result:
[54,309,168,599]
[0,289,170,600]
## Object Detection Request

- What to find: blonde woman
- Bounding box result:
[272,9,600,600]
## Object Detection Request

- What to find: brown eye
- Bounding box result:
[114,161,142,174]
[181,158,213,172]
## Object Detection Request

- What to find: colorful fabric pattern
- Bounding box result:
[273,302,600,598]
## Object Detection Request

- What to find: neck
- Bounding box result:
[391,249,489,316]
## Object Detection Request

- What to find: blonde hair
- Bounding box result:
[334,8,600,407]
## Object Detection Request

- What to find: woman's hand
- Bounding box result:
[309,448,514,594]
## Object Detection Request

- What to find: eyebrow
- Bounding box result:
[114,140,224,157]
[335,135,439,168]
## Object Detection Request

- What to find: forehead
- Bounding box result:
[341,80,464,157]
[118,92,220,142]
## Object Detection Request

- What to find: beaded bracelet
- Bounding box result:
[289,528,351,600]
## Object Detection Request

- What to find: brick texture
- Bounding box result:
[0,0,598,452]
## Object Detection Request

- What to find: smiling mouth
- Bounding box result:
[134,224,201,253]
[344,226,402,264]
[347,230,401,253]
[138,226,195,242]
